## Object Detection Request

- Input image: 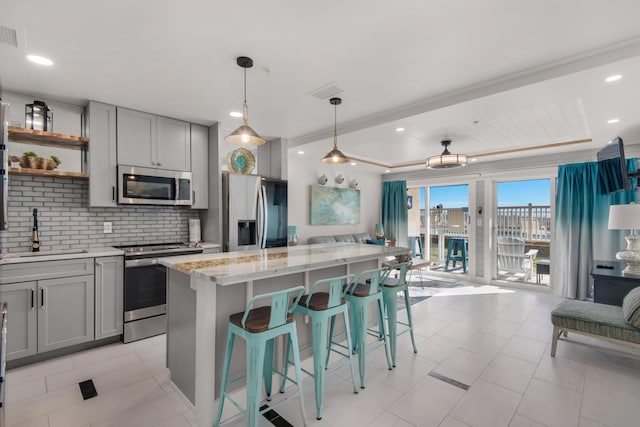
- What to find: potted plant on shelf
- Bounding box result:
[20,151,37,169]
[47,155,61,170]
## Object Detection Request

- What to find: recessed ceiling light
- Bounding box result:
[470,158,478,162]
[229,111,243,118]
[608,118,620,124]
[395,127,405,132]
[27,55,53,66]
[385,169,390,173]
[350,162,356,166]
[297,150,304,155]
[605,74,622,83]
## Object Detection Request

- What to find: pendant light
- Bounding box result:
[322,97,349,163]
[225,56,266,146]
[426,139,467,169]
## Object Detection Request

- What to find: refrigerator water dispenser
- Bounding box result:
[237,221,256,246]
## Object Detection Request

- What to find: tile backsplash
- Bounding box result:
[0,175,197,254]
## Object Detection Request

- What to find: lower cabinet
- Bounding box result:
[95,256,124,339]
[0,275,95,361]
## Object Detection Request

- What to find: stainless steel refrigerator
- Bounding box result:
[222,172,288,252]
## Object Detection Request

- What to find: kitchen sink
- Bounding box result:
[4,248,88,258]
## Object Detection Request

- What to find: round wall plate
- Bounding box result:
[228,148,256,174]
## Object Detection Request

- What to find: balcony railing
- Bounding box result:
[496,203,550,242]
[421,204,551,243]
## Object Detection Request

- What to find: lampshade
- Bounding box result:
[608,203,640,276]
[608,203,640,230]
[322,97,349,163]
[426,139,467,169]
[225,56,266,146]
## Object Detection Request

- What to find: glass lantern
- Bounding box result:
[288,225,299,246]
[25,101,53,131]
[375,223,385,240]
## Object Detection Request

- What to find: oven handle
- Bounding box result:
[125,258,160,268]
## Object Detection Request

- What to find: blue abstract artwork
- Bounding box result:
[310,185,360,225]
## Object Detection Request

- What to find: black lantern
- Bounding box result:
[25,101,53,131]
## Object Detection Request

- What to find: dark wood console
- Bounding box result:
[591,260,640,306]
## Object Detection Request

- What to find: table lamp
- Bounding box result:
[608,203,640,276]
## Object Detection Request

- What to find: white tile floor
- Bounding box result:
[6,284,640,427]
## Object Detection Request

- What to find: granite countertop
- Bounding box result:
[0,247,124,265]
[160,243,408,286]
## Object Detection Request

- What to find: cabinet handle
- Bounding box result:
[156,162,162,167]
[151,161,156,166]
[112,186,115,201]
[31,288,35,310]
[192,190,196,204]
[40,288,45,308]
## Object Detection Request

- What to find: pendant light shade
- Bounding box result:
[426,139,467,169]
[322,97,349,163]
[225,56,266,146]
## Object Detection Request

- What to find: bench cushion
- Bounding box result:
[551,300,640,344]
[622,287,640,328]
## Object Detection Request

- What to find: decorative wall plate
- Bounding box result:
[228,148,255,174]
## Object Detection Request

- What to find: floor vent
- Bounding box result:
[0,26,18,47]
[428,371,470,391]
[79,379,98,400]
[259,404,294,427]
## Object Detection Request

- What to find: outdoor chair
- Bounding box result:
[497,236,538,281]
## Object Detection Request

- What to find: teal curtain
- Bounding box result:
[553,159,637,300]
[382,181,408,248]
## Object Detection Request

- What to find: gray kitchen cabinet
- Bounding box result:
[95,256,124,339]
[86,101,117,207]
[0,281,37,360]
[117,108,191,172]
[116,108,157,169]
[157,117,191,171]
[38,275,94,353]
[190,124,209,209]
[0,259,95,361]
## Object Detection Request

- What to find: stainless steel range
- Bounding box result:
[116,243,204,343]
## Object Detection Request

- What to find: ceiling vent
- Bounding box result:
[0,26,18,47]
[307,82,344,100]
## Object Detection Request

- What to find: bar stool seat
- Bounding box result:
[334,268,393,389]
[382,261,418,367]
[215,286,308,427]
[281,275,358,420]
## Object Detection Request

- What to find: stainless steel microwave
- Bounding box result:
[118,165,192,206]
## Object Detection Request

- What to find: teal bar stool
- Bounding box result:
[445,237,467,272]
[382,261,418,367]
[280,274,359,420]
[333,267,393,389]
[214,286,308,427]
[408,236,424,259]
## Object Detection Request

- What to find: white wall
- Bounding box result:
[288,149,382,243]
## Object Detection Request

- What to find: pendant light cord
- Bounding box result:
[333,103,338,149]
[242,67,249,124]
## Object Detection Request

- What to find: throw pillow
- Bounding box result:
[622,286,640,328]
[365,239,385,246]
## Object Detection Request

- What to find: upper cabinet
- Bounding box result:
[157,117,191,171]
[116,108,191,172]
[86,101,117,207]
[190,124,209,209]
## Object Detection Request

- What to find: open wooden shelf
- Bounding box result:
[8,126,89,150]
[9,168,88,179]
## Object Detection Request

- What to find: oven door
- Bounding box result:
[124,258,166,322]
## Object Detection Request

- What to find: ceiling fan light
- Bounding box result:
[426,140,468,169]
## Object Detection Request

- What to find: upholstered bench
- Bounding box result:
[550,288,640,358]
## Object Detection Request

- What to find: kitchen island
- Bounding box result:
[160,242,408,427]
